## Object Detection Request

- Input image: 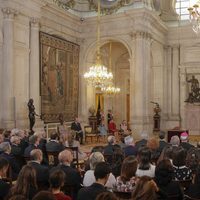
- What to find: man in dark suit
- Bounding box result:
[77,162,110,200]
[46,132,64,152]
[135,131,148,151]
[24,135,40,157]
[29,149,49,189]
[180,132,194,151]
[51,150,82,199]
[71,117,83,144]
[158,131,168,153]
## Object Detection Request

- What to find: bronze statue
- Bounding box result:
[27,99,38,134]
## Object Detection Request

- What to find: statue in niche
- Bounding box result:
[150,101,161,131]
[185,75,200,103]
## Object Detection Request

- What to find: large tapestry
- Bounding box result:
[40,32,79,123]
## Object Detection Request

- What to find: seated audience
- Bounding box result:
[24,135,40,157]
[78,162,110,200]
[98,121,107,138]
[185,164,200,199]
[157,145,173,164]
[96,192,117,200]
[32,191,56,200]
[51,150,81,199]
[115,156,138,192]
[135,131,148,151]
[65,133,87,160]
[0,157,10,200]
[172,146,192,181]
[29,149,49,189]
[0,142,20,180]
[10,136,22,156]
[34,131,47,154]
[155,159,183,199]
[120,120,131,136]
[180,132,194,151]
[8,165,38,200]
[170,135,180,147]
[136,146,156,178]
[104,136,116,155]
[71,117,83,145]
[3,130,11,143]
[46,132,64,152]
[123,136,137,157]
[118,135,126,150]
[132,176,159,200]
[158,131,168,153]
[83,152,116,189]
[49,169,71,200]
[147,138,160,164]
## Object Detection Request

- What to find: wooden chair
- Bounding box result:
[47,151,59,166]
[113,190,132,200]
[84,126,97,143]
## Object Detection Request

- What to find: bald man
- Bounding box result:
[50,150,81,199]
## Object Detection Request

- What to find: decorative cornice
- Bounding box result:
[132,31,152,40]
[30,17,40,28]
[1,8,18,19]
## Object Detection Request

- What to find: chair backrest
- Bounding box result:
[47,151,59,166]
[65,146,79,167]
[84,126,92,134]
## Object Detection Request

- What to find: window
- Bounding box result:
[176,0,197,20]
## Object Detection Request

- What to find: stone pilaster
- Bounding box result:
[30,17,40,115]
[129,31,152,134]
[1,8,17,128]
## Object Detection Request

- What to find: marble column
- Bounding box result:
[29,18,40,115]
[130,31,152,134]
[1,8,17,128]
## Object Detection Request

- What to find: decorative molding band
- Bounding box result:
[131,31,152,40]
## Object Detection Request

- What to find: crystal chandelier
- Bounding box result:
[188,1,200,34]
[84,0,113,88]
[101,42,120,95]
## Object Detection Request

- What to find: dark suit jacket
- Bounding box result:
[77,183,106,200]
[46,140,64,152]
[135,139,147,151]
[180,142,194,151]
[71,122,82,132]
[28,161,49,189]
[0,152,20,180]
[24,144,38,157]
[11,144,22,156]
[0,179,10,199]
[51,164,81,199]
[104,144,114,155]
[124,145,137,157]
[158,140,168,153]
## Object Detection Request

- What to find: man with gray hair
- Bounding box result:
[24,135,40,157]
[0,142,20,180]
[51,149,81,199]
[104,135,116,155]
[29,149,49,189]
[170,135,180,147]
[10,136,22,157]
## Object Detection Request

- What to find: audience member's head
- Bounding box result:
[137,146,151,170]
[132,176,158,200]
[10,165,37,198]
[186,147,200,173]
[50,132,59,140]
[49,169,65,190]
[0,142,11,154]
[29,135,40,146]
[8,195,26,200]
[120,156,138,183]
[91,146,104,153]
[147,138,159,150]
[124,135,134,146]
[155,159,174,186]
[96,192,117,200]
[32,191,55,200]
[58,150,73,165]
[10,136,21,145]
[30,149,43,163]
[89,152,105,170]
[107,136,115,145]
[159,131,166,140]
[0,157,9,177]
[94,162,111,184]
[170,135,180,147]
[3,130,11,139]
[172,146,186,167]
[157,145,173,164]
[180,132,189,142]
[140,131,148,140]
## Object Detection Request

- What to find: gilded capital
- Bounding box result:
[2,8,18,19]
